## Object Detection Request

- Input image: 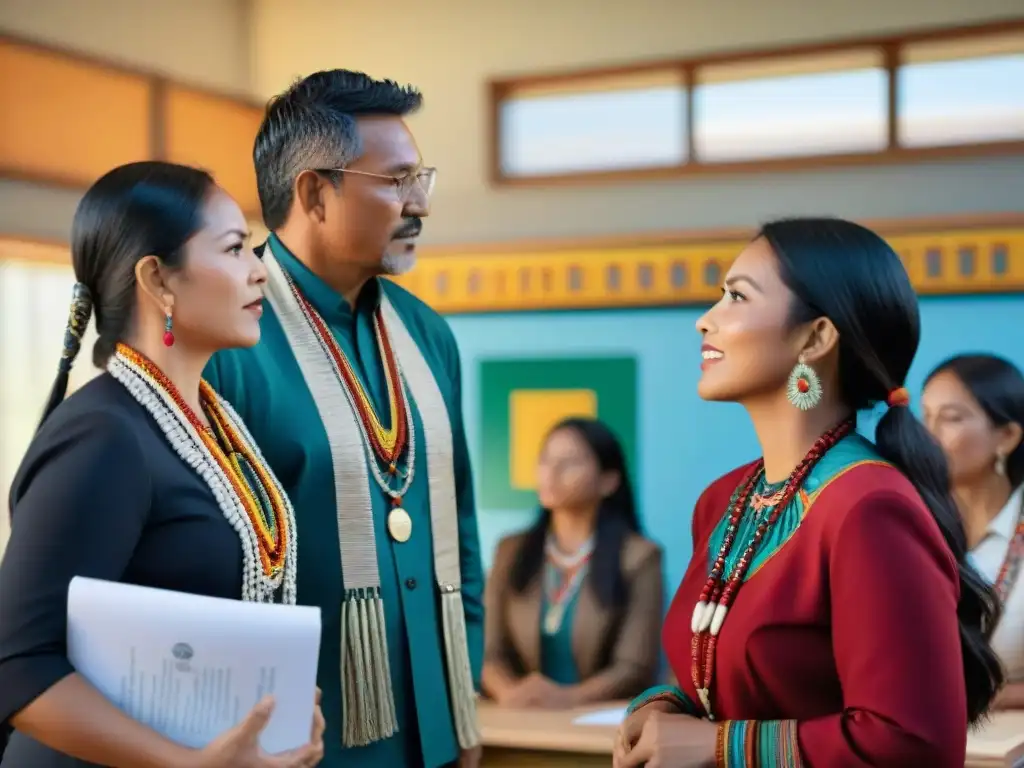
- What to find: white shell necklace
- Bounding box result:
[108,345,298,604]
[542,535,594,635]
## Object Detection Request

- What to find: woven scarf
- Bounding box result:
[262,248,479,750]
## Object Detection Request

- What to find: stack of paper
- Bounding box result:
[67,577,322,753]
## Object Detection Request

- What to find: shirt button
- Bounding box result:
[405,578,417,590]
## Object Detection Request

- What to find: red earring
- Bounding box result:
[163,310,175,347]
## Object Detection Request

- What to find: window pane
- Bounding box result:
[0,256,101,554]
[499,72,687,177]
[694,50,888,162]
[898,44,1024,147]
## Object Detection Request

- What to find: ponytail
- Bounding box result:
[38,282,93,430]
[874,400,1004,723]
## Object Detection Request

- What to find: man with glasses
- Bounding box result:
[205,70,483,768]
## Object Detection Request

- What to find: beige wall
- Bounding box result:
[0,0,257,242]
[0,0,258,549]
[0,0,253,92]
[3,0,1022,244]
[251,0,1024,246]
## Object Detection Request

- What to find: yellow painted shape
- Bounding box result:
[509,389,598,490]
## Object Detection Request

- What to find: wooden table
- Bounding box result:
[478,702,1024,767]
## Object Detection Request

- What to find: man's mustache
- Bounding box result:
[393,218,422,239]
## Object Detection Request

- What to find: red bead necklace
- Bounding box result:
[690,419,854,719]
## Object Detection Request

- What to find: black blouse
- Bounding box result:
[0,374,246,766]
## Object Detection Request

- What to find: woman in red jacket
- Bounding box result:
[615,218,1002,767]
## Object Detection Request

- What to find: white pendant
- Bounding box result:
[698,600,716,632]
[544,603,565,635]
[710,603,729,636]
[697,687,713,719]
[691,600,707,633]
[388,507,413,543]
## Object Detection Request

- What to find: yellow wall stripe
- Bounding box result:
[391,224,1024,314]
[4,220,1022,315]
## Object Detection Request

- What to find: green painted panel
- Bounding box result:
[478,357,637,509]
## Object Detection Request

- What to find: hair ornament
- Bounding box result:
[59,282,94,373]
[886,386,911,408]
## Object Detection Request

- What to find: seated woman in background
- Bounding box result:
[615,218,1003,768]
[482,417,663,709]
[0,162,322,767]
[923,354,1024,709]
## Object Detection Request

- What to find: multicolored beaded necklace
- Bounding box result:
[995,497,1024,604]
[281,275,416,539]
[690,418,854,719]
[542,536,594,635]
[108,343,297,603]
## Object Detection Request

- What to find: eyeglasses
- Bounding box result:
[315,166,437,201]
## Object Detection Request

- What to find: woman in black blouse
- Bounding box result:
[0,162,323,767]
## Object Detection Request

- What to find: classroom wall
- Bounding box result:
[250,0,1024,246]
[451,294,1024,592]
[0,0,256,242]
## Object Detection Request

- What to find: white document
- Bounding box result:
[67,576,322,754]
[572,706,627,727]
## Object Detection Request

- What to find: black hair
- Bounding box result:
[509,417,641,609]
[925,354,1024,490]
[761,216,1003,724]
[253,69,423,230]
[39,161,215,428]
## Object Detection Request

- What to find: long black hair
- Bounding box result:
[925,354,1024,491]
[760,217,1003,724]
[38,161,215,428]
[509,417,640,609]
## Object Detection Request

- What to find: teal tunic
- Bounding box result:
[539,587,582,685]
[204,235,484,768]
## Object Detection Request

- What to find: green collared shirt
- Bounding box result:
[204,234,484,768]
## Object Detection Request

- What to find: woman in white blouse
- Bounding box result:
[923,353,1024,708]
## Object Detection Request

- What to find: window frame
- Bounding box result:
[488,18,1024,185]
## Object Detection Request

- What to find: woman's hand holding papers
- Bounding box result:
[196,688,325,768]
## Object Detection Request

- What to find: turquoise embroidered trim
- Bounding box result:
[625,684,699,717]
[717,719,802,767]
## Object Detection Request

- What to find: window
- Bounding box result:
[497,69,687,178]
[490,21,1024,183]
[694,49,888,162]
[0,255,102,554]
[898,31,1024,147]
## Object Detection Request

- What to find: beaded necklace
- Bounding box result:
[108,344,298,604]
[281,274,416,539]
[690,419,854,719]
[994,495,1024,604]
[542,536,594,635]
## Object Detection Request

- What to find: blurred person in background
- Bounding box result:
[0,162,322,767]
[482,417,663,709]
[923,354,1024,709]
[204,70,483,768]
[614,218,1002,768]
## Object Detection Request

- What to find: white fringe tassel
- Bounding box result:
[442,588,481,749]
[340,588,397,747]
